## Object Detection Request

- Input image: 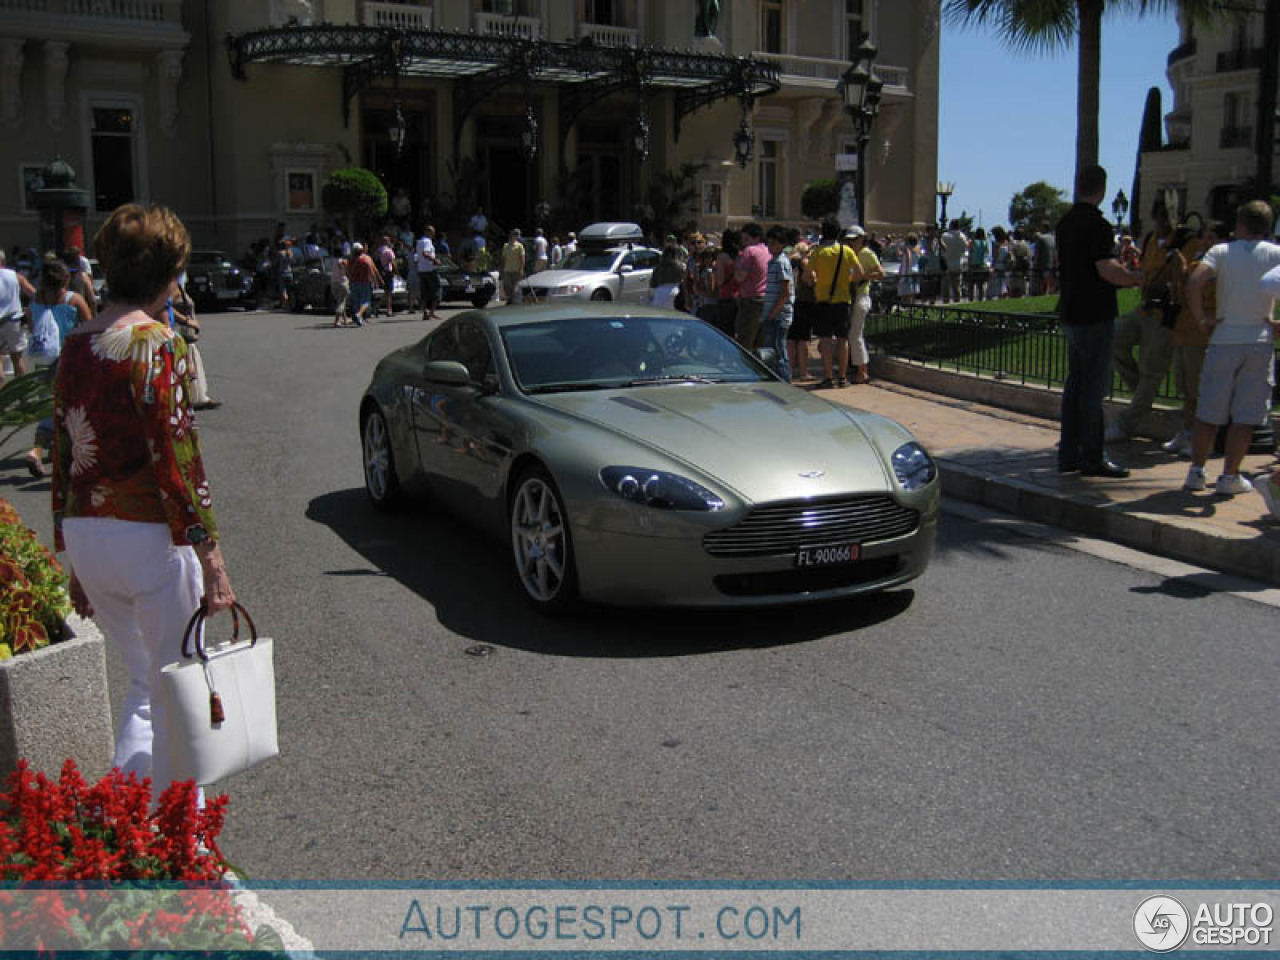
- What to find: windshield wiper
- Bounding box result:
[526,382,614,395]
[625,374,724,387]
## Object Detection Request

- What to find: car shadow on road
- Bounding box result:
[306,488,916,658]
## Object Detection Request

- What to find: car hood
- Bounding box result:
[532,382,892,503]
[521,269,615,287]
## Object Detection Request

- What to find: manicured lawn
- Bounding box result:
[962,288,1142,316]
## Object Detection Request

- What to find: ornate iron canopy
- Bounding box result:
[226,25,780,151]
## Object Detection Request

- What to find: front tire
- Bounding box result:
[509,467,578,613]
[589,289,611,302]
[362,407,403,510]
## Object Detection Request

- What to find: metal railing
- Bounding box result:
[361,1,432,30]
[474,11,540,39]
[1216,47,1264,72]
[864,304,1184,401]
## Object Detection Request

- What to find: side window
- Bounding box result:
[634,250,660,271]
[427,324,460,362]
[456,322,494,383]
[620,252,635,271]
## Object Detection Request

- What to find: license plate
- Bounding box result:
[795,543,861,567]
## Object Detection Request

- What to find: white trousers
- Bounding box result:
[62,518,202,792]
[849,295,871,366]
[186,341,211,405]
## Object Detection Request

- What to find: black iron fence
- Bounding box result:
[865,303,1179,400]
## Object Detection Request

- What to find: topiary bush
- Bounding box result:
[321,167,388,239]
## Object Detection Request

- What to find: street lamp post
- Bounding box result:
[839,35,882,227]
[935,181,955,230]
[1111,189,1129,227]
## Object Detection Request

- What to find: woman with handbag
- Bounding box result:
[51,202,236,795]
[168,276,220,410]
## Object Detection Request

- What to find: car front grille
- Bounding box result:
[703,495,919,558]
[524,287,549,298]
[713,557,902,597]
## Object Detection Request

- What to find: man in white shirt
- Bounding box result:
[562,232,577,259]
[1182,200,1280,496]
[549,236,563,268]
[532,228,549,273]
[940,221,968,303]
[0,249,36,387]
[414,225,441,321]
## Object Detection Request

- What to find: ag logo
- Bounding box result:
[1134,896,1190,953]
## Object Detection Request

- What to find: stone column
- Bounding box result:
[43,41,69,132]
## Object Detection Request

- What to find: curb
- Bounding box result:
[937,459,1280,587]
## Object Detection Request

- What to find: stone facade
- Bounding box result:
[1139,7,1278,230]
[0,0,939,255]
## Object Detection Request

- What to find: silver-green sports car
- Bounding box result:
[359,305,939,611]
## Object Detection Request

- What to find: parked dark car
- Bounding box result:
[186,250,256,311]
[437,258,497,309]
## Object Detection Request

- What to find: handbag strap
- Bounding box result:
[827,243,845,301]
[182,600,259,662]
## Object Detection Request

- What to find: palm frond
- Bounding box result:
[944,0,1077,54]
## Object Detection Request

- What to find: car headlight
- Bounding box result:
[553,284,586,296]
[600,467,725,511]
[891,442,936,490]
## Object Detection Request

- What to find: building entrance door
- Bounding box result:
[485,144,531,233]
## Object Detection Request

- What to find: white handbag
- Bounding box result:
[158,602,278,785]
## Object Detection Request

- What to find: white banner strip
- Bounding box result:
[1,887,1277,953]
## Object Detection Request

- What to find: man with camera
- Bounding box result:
[1108,223,1191,441]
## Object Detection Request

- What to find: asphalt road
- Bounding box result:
[3,305,1277,882]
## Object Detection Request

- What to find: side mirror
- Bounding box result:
[619,264,634,274]
[424,360,472,386]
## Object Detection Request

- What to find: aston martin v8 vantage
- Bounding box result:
[359,305,939,611]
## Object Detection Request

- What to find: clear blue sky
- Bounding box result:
[938,7,1179,229]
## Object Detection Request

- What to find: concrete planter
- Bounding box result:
[0,614,114,782]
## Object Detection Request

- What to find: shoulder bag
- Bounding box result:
[158,601,279,785]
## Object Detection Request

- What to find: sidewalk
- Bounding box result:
[816,377,1280,586]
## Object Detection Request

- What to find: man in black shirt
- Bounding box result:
[1055,165,1144,477]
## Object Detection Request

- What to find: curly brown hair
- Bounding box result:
[92,203,190,305]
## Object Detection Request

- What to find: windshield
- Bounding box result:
[558,251,619,272]
[501,315,771,394]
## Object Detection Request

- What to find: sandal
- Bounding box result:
[24,454,45,478]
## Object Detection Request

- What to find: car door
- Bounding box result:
[410,320,510,523]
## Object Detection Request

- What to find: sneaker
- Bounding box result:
[1161,429,1191,456]
[1214,473,1254,496]
[1258,475,1280,520]
[1105,421,1129,443]
[1183,465,1207,491]
[836,378,847,388]
[815,378,834,389]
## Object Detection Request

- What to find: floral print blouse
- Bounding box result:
[51,320,217,552]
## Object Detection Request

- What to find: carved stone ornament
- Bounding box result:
[44,42,69,132]
[156,49,184,135]
[0,39,22,129]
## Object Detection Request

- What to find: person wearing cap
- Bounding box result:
[760,226,795,381]
[845,225,883,384]
[808,218,865,388]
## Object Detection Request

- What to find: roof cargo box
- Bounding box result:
[578,222,645,248]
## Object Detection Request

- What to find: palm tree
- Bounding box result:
[943,0,1231,188]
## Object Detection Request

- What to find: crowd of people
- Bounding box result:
[1054,164,1280,519]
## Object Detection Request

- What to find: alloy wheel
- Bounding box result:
[510,475,570,605]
